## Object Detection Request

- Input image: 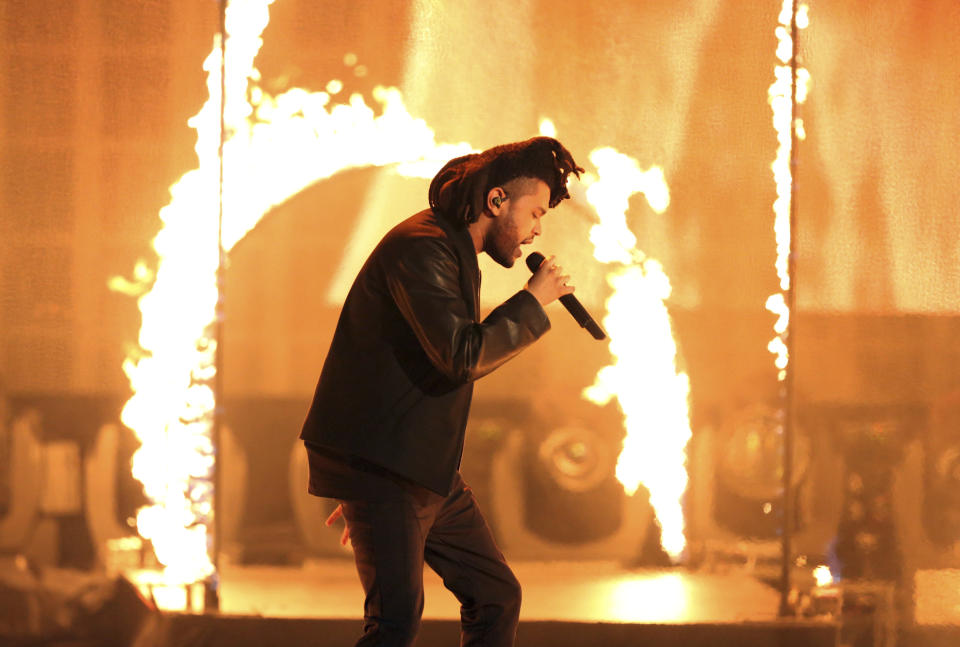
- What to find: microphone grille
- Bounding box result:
[525,251,545,273]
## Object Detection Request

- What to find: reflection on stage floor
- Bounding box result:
[218,558,783,623]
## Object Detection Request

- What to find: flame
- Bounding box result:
[114,0,472,595]
[538,118,558,138]
[766,1,810,380]
[813,564,833,587]
[581,148,691,561]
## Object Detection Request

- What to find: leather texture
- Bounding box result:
[300,209,550,495]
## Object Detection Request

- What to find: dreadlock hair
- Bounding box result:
[428,136,584,228]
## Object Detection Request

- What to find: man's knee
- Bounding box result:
[476,569,522,621]
[500,572,522,620]
[461,573,521,646]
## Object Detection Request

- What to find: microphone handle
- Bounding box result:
[558,294,607,340]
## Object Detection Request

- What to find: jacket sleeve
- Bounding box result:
[383,237,550,384]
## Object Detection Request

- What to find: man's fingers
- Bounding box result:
[325,503,343,526]
[526,254,577,306]
[325,503,350,545]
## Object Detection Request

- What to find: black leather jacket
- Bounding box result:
[300,209,550,495]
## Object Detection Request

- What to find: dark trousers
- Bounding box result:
[339,472,521,647]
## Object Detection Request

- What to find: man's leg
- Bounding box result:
[423,475,522,647]
[341,496,439,647]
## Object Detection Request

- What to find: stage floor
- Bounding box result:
[215,558,784,624]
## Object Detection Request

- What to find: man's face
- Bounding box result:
[486,178,550,268]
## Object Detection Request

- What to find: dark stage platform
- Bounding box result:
[147,614,838,647]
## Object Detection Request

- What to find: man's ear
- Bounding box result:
[486,187,507,214]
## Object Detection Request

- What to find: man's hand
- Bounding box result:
[325,503,350,546]
[525,255,575,306]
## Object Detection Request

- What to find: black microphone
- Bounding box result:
[526,252,606,340]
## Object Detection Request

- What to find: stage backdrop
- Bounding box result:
[0,0,957,400]
[1,0,960,578]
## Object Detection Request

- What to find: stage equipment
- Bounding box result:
[922,390,960,548]
[832,416,910,583]
[489,421,653,561]
[0,566,155,646]
[526,252,606,340]
[688,403,842,573]
[76,574,158,647]
[715,403,810,539]
[837,581,898,647]
[808,407,931,638]
[84,424,144,572]
[84,424,247,572]
[0,410,43,554]
[892,393,960,626]
[766,0,810,617]
[206,0,229,612]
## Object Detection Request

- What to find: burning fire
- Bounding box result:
[113,0,471,594]
[580,147,691,561]
[766,0,810,380]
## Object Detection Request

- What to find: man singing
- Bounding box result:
[300,136,583,646]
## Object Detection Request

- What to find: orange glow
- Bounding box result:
[608,572,689,621]
[581,147,691,561]
[766,0,809,381]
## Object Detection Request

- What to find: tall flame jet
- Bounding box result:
[581,148,691,561]
[766,1,809,380]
